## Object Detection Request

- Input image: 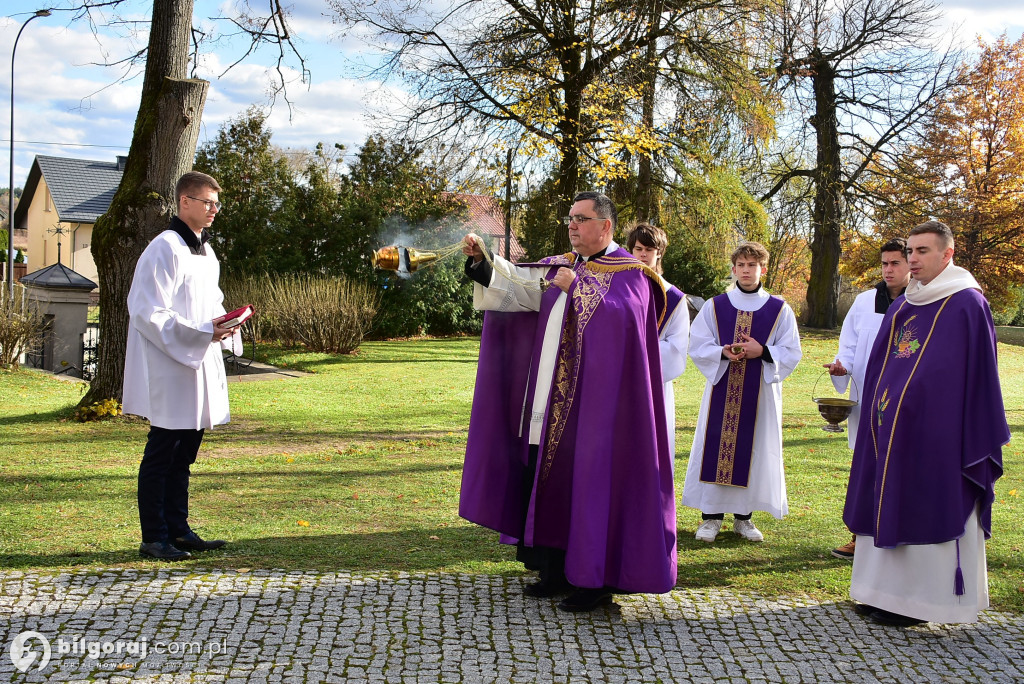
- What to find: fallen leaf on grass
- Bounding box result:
[297,520,310,527]
[429,535,440,540]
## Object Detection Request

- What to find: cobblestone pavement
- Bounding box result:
[2,569,1021,683]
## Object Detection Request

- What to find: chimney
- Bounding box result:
[116,156,128,171]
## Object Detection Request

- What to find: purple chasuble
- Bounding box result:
[660,285,685,335]
[699,294,785,488]
[459,248,678,594]
[843,289,1007,548]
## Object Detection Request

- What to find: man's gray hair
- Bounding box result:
[573,191,617,230]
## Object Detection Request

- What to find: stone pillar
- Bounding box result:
[19,263,97,378]
[23,285,92,377]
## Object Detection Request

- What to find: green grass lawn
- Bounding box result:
[1,334,1021,612]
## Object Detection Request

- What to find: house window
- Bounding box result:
[45,189,52,212]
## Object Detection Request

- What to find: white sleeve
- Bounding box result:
[660,305,690,382]
[127,241,214,370]
[473,254,549,312]
[762,304,802,384]
[688,300,728,385]
[830,298,863,393]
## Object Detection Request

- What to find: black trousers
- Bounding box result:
[138,426,205,543]
[702,512,752,521]
[516,445,567,585]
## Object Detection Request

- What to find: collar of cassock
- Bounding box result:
[169,216,210,256]
[873,280,906,314]
[572,240,617,264]
[735,282,763,294]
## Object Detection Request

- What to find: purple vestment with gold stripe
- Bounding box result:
[844,289,1007,548]
[459,248,678,594]
[699,293,785,488]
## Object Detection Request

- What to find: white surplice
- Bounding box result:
[829,288,884,448]
[122,230,238,430]
[852,506,988,623]
[681,287,802,519]
[657,276,690,467]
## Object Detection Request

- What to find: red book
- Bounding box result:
[219,304,254,328]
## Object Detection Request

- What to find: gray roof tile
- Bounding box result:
[34,155,124,223]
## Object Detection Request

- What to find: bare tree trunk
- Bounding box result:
[553,88,584,255]
[82,0,208,405]
[637,0,664,225]
[805,58,842,329]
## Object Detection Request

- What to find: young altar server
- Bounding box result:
[627,224,690,469]
[123,171,237,561]
[682,241,802,543]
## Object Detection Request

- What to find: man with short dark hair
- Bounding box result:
[123,171,236,561]
[844,220,1008,626]
[459,192,677,612]
[824,237,911,560]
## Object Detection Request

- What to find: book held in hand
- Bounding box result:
[219,304,254,329]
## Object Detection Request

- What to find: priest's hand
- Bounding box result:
[552,267,575,293]
[462,233,484,262]
[824,360,848,376]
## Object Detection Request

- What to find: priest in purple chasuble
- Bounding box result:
[844,221,1007,627]
[458,192,677,613]
[682,242,802,544]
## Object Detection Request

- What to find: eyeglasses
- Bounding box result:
[562,215,605,225]
[186,196,222,211]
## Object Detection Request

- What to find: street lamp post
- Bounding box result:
[7,9,51,298]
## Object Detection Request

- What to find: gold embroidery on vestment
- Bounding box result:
[713,310,754,484]
[874,296,953,534]
[540,260,611,482]
[538,255,666,482]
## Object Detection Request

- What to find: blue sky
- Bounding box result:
[2,0,1022,192]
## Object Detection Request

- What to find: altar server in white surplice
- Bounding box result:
[682,241,802,544]
[823,237,910,561]
[626,223,690,468]
[123,171,237,562]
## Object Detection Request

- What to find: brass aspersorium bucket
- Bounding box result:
[811,371,859,433]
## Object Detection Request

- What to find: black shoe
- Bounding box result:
[557,588,613,612]
[853,602,877,617]
[870,609,927,627]
[139,541,192,561]
[523,579,571,598]
[174,531,227,552]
